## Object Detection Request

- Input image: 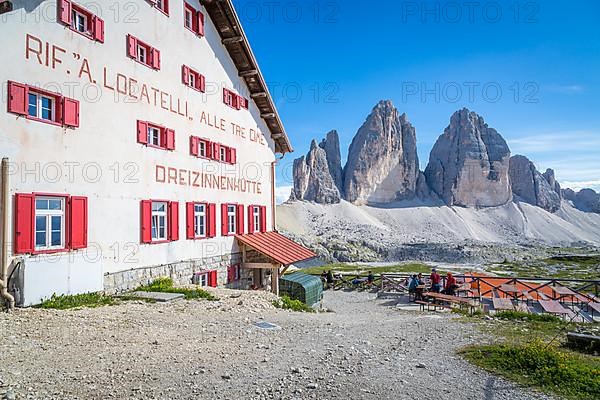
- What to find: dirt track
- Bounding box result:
[0,290,552,400]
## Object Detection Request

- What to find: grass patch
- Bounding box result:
[39,292,115,310]
[301,262,434,276]
[461,341,600,400]
[495,310,563,323]
[137,277,219,301]
[487,255,600,280]
[272,295,315,313]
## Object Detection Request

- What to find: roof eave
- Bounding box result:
[203,0,293,155]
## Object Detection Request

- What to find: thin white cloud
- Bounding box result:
[508,131,600,154]
[275,185,293,205]
[544,84,584,94]
[561,180,600,192]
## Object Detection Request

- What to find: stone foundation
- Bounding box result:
[103,253,243,293]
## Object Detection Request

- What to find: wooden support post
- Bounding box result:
[272,266,280,296]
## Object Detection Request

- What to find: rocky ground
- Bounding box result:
[0,290,552,400]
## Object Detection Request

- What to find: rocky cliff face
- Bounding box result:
[509,155,561,212]
[292,138,341,204]
[563,188,600,213]
[319,130,344,195]
[343,100,419,205]
[542,169,562,199]
[424,109,512,207]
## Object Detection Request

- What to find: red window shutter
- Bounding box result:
[93,16,104,43]
[165,129,176,150]
[210,270,218,288]
[58,0,72,25]
[140,200,152,243]
[197,11,205,36]
[207,203,216,238]
[69,196,88,250]
[230,148,237,164]
[190,136,199,156]
[182,65,190,85]
[236,204,245,235]
[260,206,267,233]
[232,95,240,110]
[221,203,228,236]
[151,48,161,70]
[62,97,80,128]
[168,201,179,241]
[199,74,206,92]
[206,140,213,159]
[213,143,221,161]
[247,205,254,233]
[186,202,195,239]
[7,81,28,116]
[14,194,34,254]
[222,88,229,105]
[127,35,137,58]
[137,120,148,144]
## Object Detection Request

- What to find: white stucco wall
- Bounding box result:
[0,1,279,292]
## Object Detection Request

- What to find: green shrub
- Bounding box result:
[272,295,315,313]
[137,277,218,301]
[461,341,600,400]
[39,292,115,310]
[495,310,562,323]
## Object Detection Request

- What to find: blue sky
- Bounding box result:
[235,0,600,202]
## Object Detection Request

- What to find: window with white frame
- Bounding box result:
[227,205,236,234]
[151,201,168,241]
[34,197,65,250]
[188,72,196,89]
[184,7,193,29]
[147,126,161,147]
[220,147,227,162]
[137,44,147,64]
[253,206,260,233]
[194,203,206,238]
[197,273,208,287]
[71,9,88,33]
[199,140,207,157]
[28,92,55,121]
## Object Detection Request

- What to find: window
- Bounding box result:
[137,121,175,150]
[227,264,240,284]
[253,206,260,233]
[199,140,207,157]
[8,81,80,128]
[194,204,206,238]
[182,65,206,92]
[187,202,216,239]
[227,205,236,234]
[151,202,167,242]
[34,197,65,250]
[28,92,54,121]
[14,193,88,255]
[127,35,160,70]
[184,2,205,36]
[220,147,227,162]
[193,270,217,287]
[248,205,267,233]
[58,0,104,42]
[223,88,249,110]
[141,200,178,244]
[150,0,169,15]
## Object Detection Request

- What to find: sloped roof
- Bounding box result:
[235,232,317,266]
[203,0,292,154]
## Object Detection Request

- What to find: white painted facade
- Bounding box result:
[0,0,284,305]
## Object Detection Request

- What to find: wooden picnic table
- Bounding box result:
[588,302,600,316]
[424,292,476,306]
[538,300,570,316]
[492,297,514,311]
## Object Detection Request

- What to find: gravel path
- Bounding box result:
[0,290,552,400]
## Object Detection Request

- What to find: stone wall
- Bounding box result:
[103,253,243,294]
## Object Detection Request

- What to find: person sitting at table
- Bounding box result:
[430,268,442,293]
[367,271,375,286]
[351,275,363,286]
[408,274,419,293]
[443,272,459,296]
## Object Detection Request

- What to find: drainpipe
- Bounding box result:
[1,157,15,310]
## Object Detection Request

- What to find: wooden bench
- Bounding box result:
[415,300,453,312]
[539,300,570,318]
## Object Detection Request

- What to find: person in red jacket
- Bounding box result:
[430,268,441,293]
[444,272,458,296]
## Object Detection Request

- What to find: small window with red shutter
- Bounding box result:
[7,81,80,128]
[127,35,161,70]
[141,200,179,244]
[57,0,104,43]
[182,65,206,93]
[148,0,169,15]
[223,88,249,111]
[260,206,267,233]
[14,193,88,255]
[137,120,175,151]
[190,137,213,159]
[184,2,205,36]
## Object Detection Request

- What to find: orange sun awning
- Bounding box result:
[235,231,317,266]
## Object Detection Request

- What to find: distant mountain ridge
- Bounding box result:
[290,100,600,216]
